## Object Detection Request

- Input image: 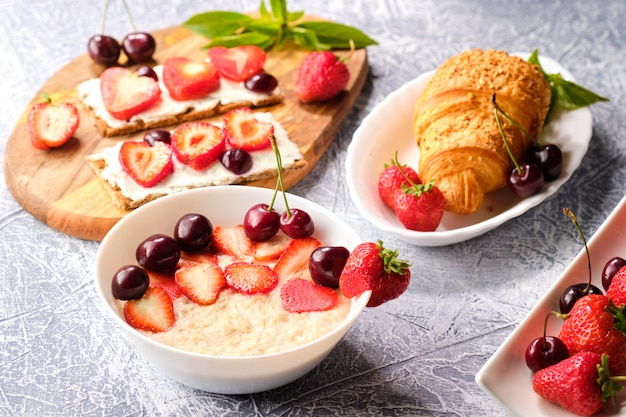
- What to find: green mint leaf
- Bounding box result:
[287,10,305,22]
[295,21,378,49]
[291,26,329,50]
[527,49,549,79]
[259,1,271,19]
[183,11,252,38]
[548,73,610,109]
[246,20,281,36]
[202,32,274,49]
[269,0,287,22]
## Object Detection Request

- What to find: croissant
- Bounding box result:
[413,49,551,214]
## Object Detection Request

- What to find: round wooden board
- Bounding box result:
[4,25,368,241]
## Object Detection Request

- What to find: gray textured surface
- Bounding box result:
[1,0,625,416]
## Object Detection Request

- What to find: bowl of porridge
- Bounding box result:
[94,185,370,394]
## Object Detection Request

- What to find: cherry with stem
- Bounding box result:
[525,311,569,372]
[120,0,156,64]
[559,208,603,314]
[87,0,121,66]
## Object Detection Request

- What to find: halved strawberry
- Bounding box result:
[212,225,253,259]
[273,237,322,283]
[146,269,181,300]
[124,287,175,332]
[179,248,218,265]
[100,66,161,121]
[175,261,226,305]
[162,57,220,101]
[171,121,225,170]
[222,107,274,151]
[224,262,278,294]
[119,140,174,187]
[253,232,293,261]
[280,278,338,313]
[206,45,266,82]
[27,100,79,149]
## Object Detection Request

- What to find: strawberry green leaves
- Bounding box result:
[528,49,609,112]
[182,0,378,51]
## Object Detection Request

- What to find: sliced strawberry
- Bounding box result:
[146,269,181,300]
[224,262,278,294]
[273,237,322,283]
[253,232,293,261]
[162,57,220,101]
[206,45,266,82]
[100,66,161,120]
[212,225,253,258]
[280,278,338,313]
[222,107,274,151]
[124,287,175,332]
[27,101,79,149]
[119,140,174,187]
[179,248,218,265]
[175,261,226,305]
[171,121,225,170]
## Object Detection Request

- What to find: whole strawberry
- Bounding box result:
[339,240,411,307]
[378,153,421,210]
[558,294,626,373]
[294,51,350,103]
[394,179,445,232]
[607,265,626,307]
[533,352,622,416]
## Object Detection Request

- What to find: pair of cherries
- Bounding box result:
[88,32,155,66]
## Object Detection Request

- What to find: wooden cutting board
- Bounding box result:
[3,25,368,241]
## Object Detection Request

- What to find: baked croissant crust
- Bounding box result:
[413,49,551,214]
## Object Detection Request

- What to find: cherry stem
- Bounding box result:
[100,0,110,34]
[492,95,522,174]
[121,0,137,32]
[491,94,537,143]
[269,134,291,217]
[563,208,592,292]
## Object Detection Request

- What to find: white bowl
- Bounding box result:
[346,53,592,246]
[94,185,370,394]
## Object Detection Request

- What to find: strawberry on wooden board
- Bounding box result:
[339,240,411,307]
[124,287,175,332]
[171,121,225,170]
[294,51,350,103]
[212,225,253,259]
[607,265,626,307]
[273,237,322,283]
[280,278,338,313]
[27,98,79,149]
[557,294,626,373]
[206,45,266,82]
[175,261,226,305]
[377,154,421,210]
[100,66,161,120]
[119,140,174,188]
[162,57,221,101]
[224,262,278,295]
[222,107,274,151]
[394,179,446,232]
[532,352,624,417]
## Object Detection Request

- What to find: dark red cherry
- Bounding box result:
[87,34,121,66]
[111,265,149,300]
[559,283,603,314]
[136,234,180,272]
[136,65,158,81]
[220,148,253,174]
[526,144,563,182]
[174,213,213,252]
[602,256,626,291]
[122,32,156,63]
[308,246,350,288]
[280,208,314,238]
[244,73,278,93]
[525,335,569,373]
[507,163,545,197]
[143,129,171,146]
[244,203,280,241]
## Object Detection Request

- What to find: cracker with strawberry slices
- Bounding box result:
[87,111,306,211]
[77,48,283,137]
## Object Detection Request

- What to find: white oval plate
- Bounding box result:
[476,195,626,416]
[346,53,593,246]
